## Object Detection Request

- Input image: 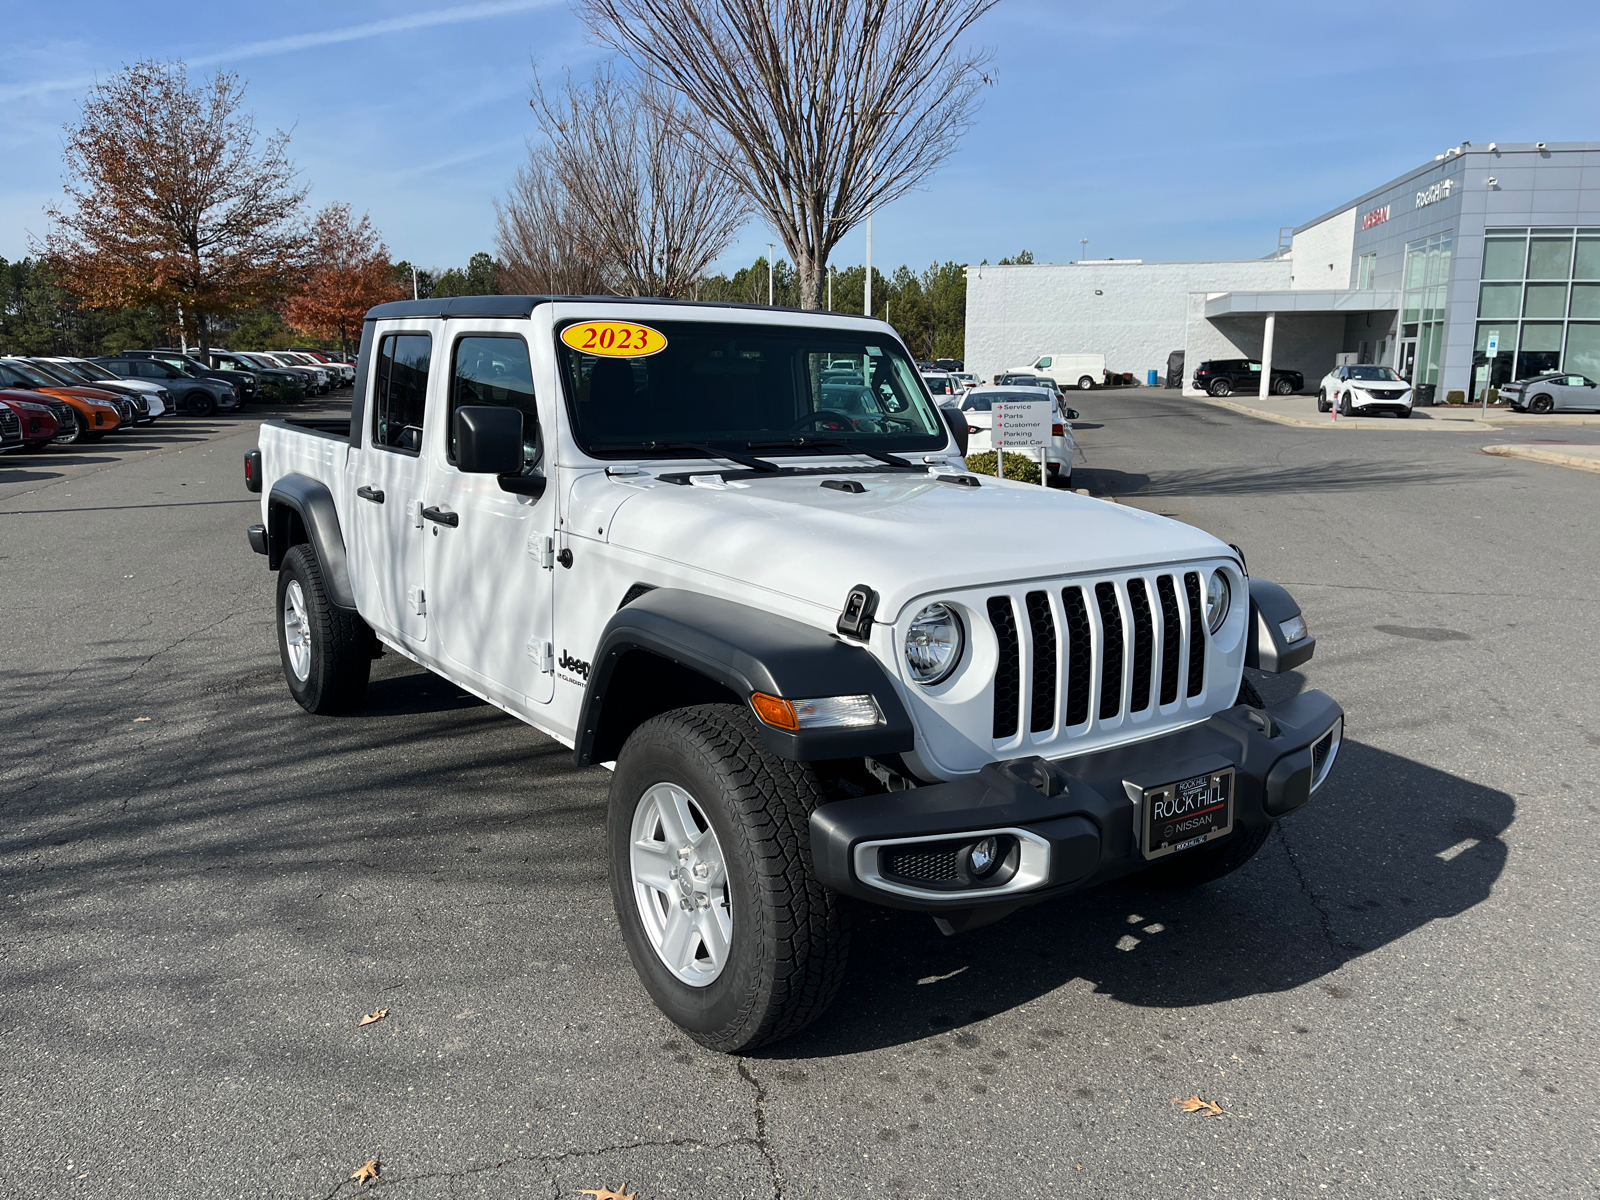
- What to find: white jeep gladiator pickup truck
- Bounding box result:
[244,295,1342,1052]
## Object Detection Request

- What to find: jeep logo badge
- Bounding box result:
[558,651,591,680]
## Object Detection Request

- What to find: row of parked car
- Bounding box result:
[0,348,354,452]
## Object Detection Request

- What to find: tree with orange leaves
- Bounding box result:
[285,204,407,354]
[41,60,307,355]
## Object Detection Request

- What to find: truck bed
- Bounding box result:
[266,417,351,442]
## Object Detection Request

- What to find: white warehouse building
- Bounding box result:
[964,141,1600,403]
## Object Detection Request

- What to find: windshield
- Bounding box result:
[0,360,60,387]
[1348,366,1401,381]
[555,319,946,458]
[922,375,954,394]
[25,360,82,385]
[66,360,117,382]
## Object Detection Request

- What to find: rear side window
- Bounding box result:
[372,333,432,453]
[449,335,542,475]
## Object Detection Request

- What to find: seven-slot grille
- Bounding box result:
[986,571,1210,744]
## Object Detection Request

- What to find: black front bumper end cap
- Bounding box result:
[247,524,269,555]
[809,689,1343,915]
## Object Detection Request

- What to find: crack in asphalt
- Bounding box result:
[737,1057,782,1198]
[312,1134,764,1200]
[1274,823,1338,958]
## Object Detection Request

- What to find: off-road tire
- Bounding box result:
[1209,378,1232,397]
[276,543,372,714]
[1139,673,1271,889]
[1529,394,1554,414]
[608,703,850,1053]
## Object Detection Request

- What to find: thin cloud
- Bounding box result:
[0,0,560,103]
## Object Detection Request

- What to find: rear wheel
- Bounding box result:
[186,391,217,418]
[1529,394,1555,414]
[608,703,850,1052]
[1077,376,1094,391]
[1209,378,1232,397]
[276,543,373,714]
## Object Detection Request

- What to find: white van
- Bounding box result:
[1008,353,1105,390]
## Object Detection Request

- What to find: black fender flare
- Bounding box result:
[1245,578,1315,673]
[573,588,915,767]
[266,473,358,611]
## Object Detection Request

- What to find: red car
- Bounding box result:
[0,390,64,450]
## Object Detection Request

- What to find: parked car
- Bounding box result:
[234,351,325,396]
[287,348,356,387]
[1316,365,1413,417]
[248,294,1338,1052]
[0,391,63,449]
[1010,353,1105,391]
[920,370,961,399]
[26,359,150,426]
[0,359,121,439]
[263,352,331,393]
[1498,372,1600,414]
[136,350,261,405]
[39,357,169,419]
[932,357,963,372]
[951,371,977,390]
[960,385,1078,487]
[197,350,305,403]
[1192,359,1302,397]
[95,356,239,417]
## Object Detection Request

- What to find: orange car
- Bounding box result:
[0,358,121,441]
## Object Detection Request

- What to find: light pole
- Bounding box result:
[828,266,834,311]
[411,265,419,301]
[1080,238,1088,264]
[766,243,775,305]
[864,199,874,319]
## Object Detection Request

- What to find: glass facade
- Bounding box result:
[1475,227,1600,391]
[1400,233,1452,386]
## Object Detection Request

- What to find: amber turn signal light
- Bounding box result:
[749,693,799,731]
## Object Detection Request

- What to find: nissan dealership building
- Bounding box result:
[964,141,1600,402]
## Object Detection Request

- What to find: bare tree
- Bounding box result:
[41,60,308,353]
[575,0,997,310]
[494,145,614,296]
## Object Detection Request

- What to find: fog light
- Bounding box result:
[968,836,1000,877]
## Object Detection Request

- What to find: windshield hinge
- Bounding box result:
[837,584,878,640]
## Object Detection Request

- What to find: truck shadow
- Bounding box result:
[774,738,1512,1058]
[1077,460,1498,499]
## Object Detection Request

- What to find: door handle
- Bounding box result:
[356,485,385,503]
[422,505,459,527]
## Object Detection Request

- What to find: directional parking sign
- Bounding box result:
[993,399,1051,447]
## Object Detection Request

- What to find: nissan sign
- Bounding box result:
[1361,204,1391,230]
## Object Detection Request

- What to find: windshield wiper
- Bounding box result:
[747,437,914,469]
[599,441,778,472]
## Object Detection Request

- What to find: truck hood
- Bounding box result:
[596,467,1232,622]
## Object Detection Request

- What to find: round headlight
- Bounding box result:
[1205,570,1231,633]
[905,603,964,685]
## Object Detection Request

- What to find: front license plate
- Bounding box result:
[1141,769,1234,860]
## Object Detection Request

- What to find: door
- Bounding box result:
[1397,340,1418,382]
[424,329,556,705]
[354,330,434,644]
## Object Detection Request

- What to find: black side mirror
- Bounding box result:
[1064,408,1080,421]
[940,405,969,456]
[454,406,526,474]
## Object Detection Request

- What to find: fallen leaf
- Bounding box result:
[577,1187,636,1200]
[358,1008,389,1026]
[1172,1094,1225,1116]
[133,717,152,722]
[351,1160,380,1183]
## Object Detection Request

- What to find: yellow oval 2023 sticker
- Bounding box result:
[560,320,666,358]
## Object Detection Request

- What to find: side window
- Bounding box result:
[449,335,542,475]
[372,333,432,453]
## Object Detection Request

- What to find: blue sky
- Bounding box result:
[3,0,1599,277]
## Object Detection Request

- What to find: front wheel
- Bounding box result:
[276,544,373,714]
[186,391,217,418]
[1317,390,1331,412]
[1272,378,1294,395]
[608,704,850,1052]
[1338,391,1353,417]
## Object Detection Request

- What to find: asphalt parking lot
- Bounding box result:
[3,392,1597,1199]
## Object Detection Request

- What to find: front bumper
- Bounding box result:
[811,689,1342,925]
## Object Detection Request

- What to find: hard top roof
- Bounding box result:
[363,294,895,323]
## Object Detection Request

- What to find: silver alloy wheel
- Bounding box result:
[283,579,311,682]
[629,782,733,986]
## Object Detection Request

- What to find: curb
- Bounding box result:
[1480,444,1600,475]
[1196,395,1492,432]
